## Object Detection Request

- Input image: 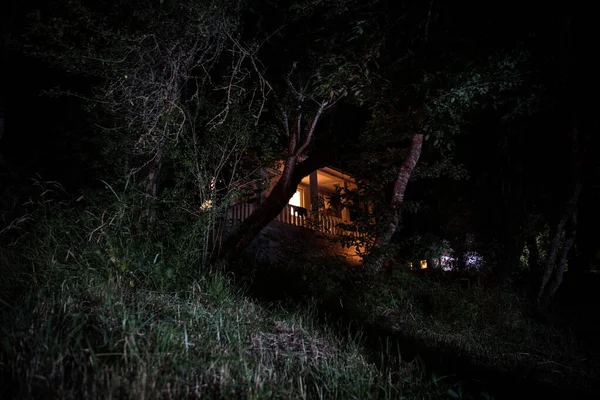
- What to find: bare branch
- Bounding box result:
[293,89,344,157]
[294,99,327,157]
[280,105,291,137]
[425,0,434,43]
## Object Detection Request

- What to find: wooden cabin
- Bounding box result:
[228,166,358,236]
[227,166,363,263]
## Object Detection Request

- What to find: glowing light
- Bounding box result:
[200,200,212,211]
[420,260,427,269]
[289,190,302,207]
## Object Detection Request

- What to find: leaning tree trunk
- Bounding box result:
[212,91,340,265]
[216,154,327,264]
[366,132,423,275]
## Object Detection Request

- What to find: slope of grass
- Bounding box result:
[1,183,598,399]
[0,185,453,399]
[1,266,467,399]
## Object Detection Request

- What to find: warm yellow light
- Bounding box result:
[420,260,427,269]
[289,190,302,207]
[200,200,212,211]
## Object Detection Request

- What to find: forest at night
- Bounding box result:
[1,1,599,398]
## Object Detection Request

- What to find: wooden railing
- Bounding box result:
[318,214,364,238]
[317,214,344,236]
[275,204,308,227]
[228,202,255,225]
[228,202,362,238]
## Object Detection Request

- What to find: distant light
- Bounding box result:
[441,255,454,271]
[420,260,427,269]
[200,200,212,210]
[465,252,482,267]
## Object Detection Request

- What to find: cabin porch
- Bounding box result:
[228,166,359,238]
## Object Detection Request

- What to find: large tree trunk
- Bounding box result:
[215,154,327,264]
[211,90,340,264]
[494,123,527,283]
[536,181,582,303]
[366,132,423,275]
[545,208,577,301]
[212,90,339,264]
[535,13,586,304]
[527,235,542,298]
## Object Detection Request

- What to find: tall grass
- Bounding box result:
[1,261,455,399]
[2,181,596,399]
[0,182,458,399]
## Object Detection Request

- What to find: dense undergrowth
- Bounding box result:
[1,184,598,399]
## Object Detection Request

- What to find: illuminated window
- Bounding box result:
[289,190,303,207]
[420,260,427,269]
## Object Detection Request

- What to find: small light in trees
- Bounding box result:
[200,177,216,211]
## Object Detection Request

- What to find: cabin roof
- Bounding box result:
[299,166,356,193]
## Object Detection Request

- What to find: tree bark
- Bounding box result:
[536,181,582,303]
[527,235,542,297]
[546,208,577,301]
[366,132,423,275]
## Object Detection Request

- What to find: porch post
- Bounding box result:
[309,170,319,215]
[342,180,350,221]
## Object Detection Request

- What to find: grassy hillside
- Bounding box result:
[1,183,598,399]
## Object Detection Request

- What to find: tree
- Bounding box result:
[262,0,543,276]
[348,50,536,274]
[20,0,554,278]
[21,0,278,267]
[22,0,367,266]
[534,11,588,303]
[216,83,345,263]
